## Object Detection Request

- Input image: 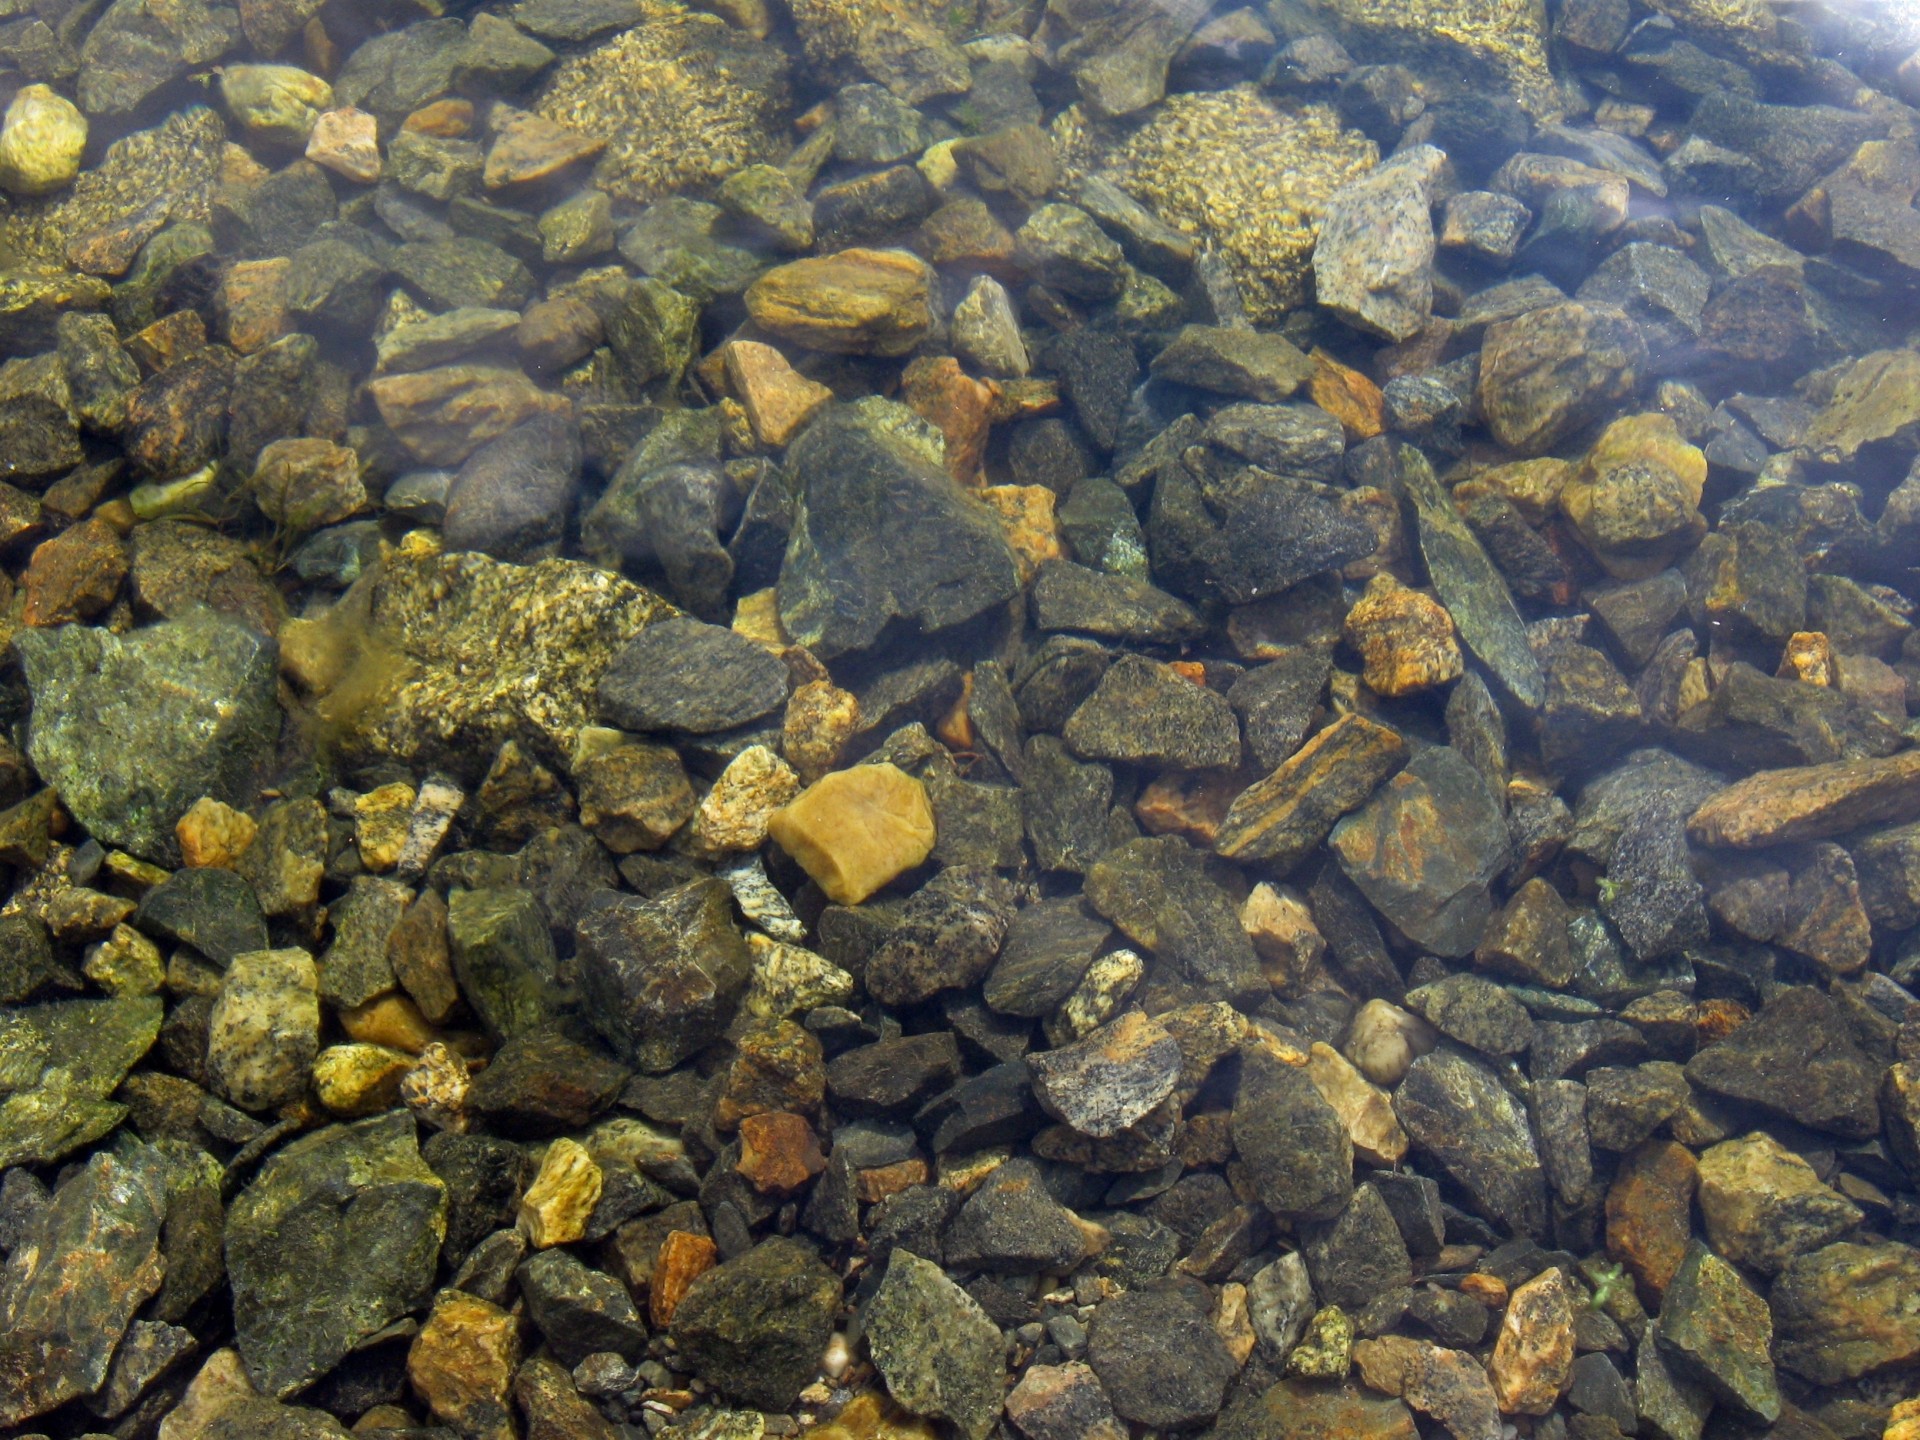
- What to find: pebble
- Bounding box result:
[519,1136,605,1248]
[1489,1269,1575,1414]
[0,84,87,196]
[766,762,935,905]
[744,248,935,356]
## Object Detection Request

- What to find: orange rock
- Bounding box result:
[649,1230,719,1329]
[857,1157,930,1203]
[978,484,1062,583]
[736,1110,827,1197]
[723,340,833,448]
[217,257,292,354]
[902,355,996,483]
[744,248,935,358]
[1490,1269,1575,1414]
[409,1290,521,1438]
[177,796,258,869]
[987,378,1062,422]
[306,106,381,182]
[936,671,976,750]
[1136,768,1243,846]
[1309,349,1385,440]
[484,107,604,188]
[1459,1273,1509,1308]
[21,517,127,627]
[402,97,475,137]
[1605,1138,1699,1306]
[339,991,439,1054]
[1344,574,1463,697]
[127,309,207,373]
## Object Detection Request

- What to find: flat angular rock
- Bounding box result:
[1684,986,1880,1140]
[1330,747,1508,958]
[778,403,1020,659]
[1029,1011,1182,1138]
[0,993,162,1168]
[668,1236,840,1410]
[865,1249,1006,1440]
[1394,1049,1546,1237]
[1030,560,1204,644]
[1234,1048,1353,1221]
[1063,653,1241,769]
[575,879,751,1071]
[1687,751,1920,848]
[1314,147,1441,342]
[1770,1240,1920,1385]
[944,1158,1093,1272]
[1489,1269,1574,1415]
[18,609,278,865]
[985,897,1113,1018]
[1085,836,1264,1003]
[1656,1242,1779,1423]
[746,248,933,356]
[228,1111,447,1397]
[767,762,936,905]
[597,616,789,735]
[1216,713,1407,868]
[1150,324,1315,400]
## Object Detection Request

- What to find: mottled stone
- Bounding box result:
[866,1249,1007,1440]
[1490,1269,1575,1414]
[575,879,750,1071]
[1770,1241,1920,1385]
[1657,1242,1778,1422]
[1477,303,1646,456]
[1696,1132,1860,1274]
[1216,714,1406,869]
[1394,1050,1546,1236]
[668,1237,840,1410]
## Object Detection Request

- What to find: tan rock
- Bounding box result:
[409,1290,521,1440]
[1354,1336,1502,1440]
[745,248,936,357]
[688,744,802,857]
[387,889,460,1026]
[1489,1269,1574,1415]
[1887,1397,1920,1440]
[1345,574,1463,697]
[519,1137,603,1248]
[649,1230,720,1328]
[1696,1131,1863,1274]
[766,761,936,904]
[1343,998,1436,1087]
[1688,751,1920,848]
[177,796,258,869]
[576,740,697,854]
[1136,767,1243,846]
[783,677,860,783]
[1306,1041,1408,1166]
[306,106,381,181]
[354,782,416,872]
[312,1042,413,1116]
[979,485,1063,582]
[366,365,569,468]
[1215,1281,1257,1366]
[1241,882,1326,995]
[157,1348,257,1440]
[0,83,86,196]
[339,991,439,1054]
[82,922,165,997]
[401,1041,471,1134]
[724,340,834,448]
[483,106,604,188]
[736,1110,827,1197]
[858,1157,931,1203]
[1778,631,1834,684]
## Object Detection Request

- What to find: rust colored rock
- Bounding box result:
[1687,752,1920,848]
[1605,1138,1699,1306]
[858,1158,931,1202]
[1489,1268,1574,1415]
[979,484,1063,584]
[903,355,997,483]
[736,1110,827,1197]
[22,516,127,627]
[724,340,832,448]
[745,248,935,357]
[483,107,605,188]
[218,257,293,354]
[1344,575,1463,697]
[365,365,570,467]
[1310,349,1385,440]
[649,1230,719,1328]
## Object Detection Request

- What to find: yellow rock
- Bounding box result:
[408,1290,521,1438]
[766,762,936,905]
[1306,1040,1409,1165]
[339,991,439,1054]
[1559,412,1708,579]
[83,923,165,997]
[312,1042,413,1116]
[0,84,87,197]
[1779,631,1833,686]
[783,678,860,784]
[744,248,935,357]
[518,1136,603,1248]
[1462,457,1572,524]
[732,588,788,649]
[176,796,258,869]
[354,782,416,872]
[1344,574,1463,697]
[979,485,1064,583]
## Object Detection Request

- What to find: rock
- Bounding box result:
[1088,1279,1239,1429]
[409,1291,521,1439]
[745,249,933,357]
[0,84,86,196]
[865,1250,1006,1440]
[1302,1183,1412,1308]
[1687,752,1920,848]
[1355,1337,1501,1440]
[206,948,319,1113]
[575,879,751,1071]
[0,1144,169,1428]
[534,12,789,202]
[1770,1240,1920,1385]
[1684,986,1880,1140]
[1396,445,1544,709]
[725,341,833,448]
[1217,1379,1417,1440]
[366,364,568,468]
[1044,0,1211,118]
[1395,1050,1546,1236]
[669,1237,840,1410]
[1215,714,1406,868]
[448,886,565,1040]
[1150,324,1315,401]
[1477,303,1647,456]
[688,747,801,858]
[1345,575,1463,696]
[1696,1132,1861,1274]
[1314,147,1442,341]
[597,617,789,735]
[484,106,604,188]
[777,403,1020,658]
[221,64,331,146]
[1802,349,1920,464]
[768,763,935,906]
[227,1111,447,1397]
[1063,654,1241,769]
[1029,1011,1182,1138]
[518,1247,647,1365]
[1030,561,1203,644]
[1007,1363,1127,1440]
[306,107,380,182]
[1330,747,1508,958]
[18,609,278,865]
[21,516,127,628]
[1234,1048,1354,1221]
[1656,1242,1779,1422]
[1016,203,1126,299]
[250,437,366,539]
[1085,836,1264,1003]
[1490,1269,1575,1414]
[519,1136,603,1248]
[1403,975,1532,1057]
[952,276,1029,379]
[1306,1043,1409,1165]
[444,412,581,561]
[984,898,1112,1018]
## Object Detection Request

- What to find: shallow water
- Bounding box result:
[0,0,1919,1433]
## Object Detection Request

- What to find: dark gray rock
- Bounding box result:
[1300,1183,1413,1309]
[1684,986,1881,1139]
[1023,735,1116,875]
[668,1236,840,1410]
[575,879,750,1071]
[443,412,581,561]
[597,616,789,735]
[1085,836,1264,1003]
[866,867,1017,1008]
[985,897,1113,1017]
[519,1247,648,1365]
[1030,560,1204,644]
[134,865,268,967]
[827,1032,962,1116]
[448,886,566,1041]
[1087,1278,1238,1428]
[1394,1049,1547,1237]
[1063,653,1242,770]
[1233,1048,1353,1222]
[1656,1241,1779,1422]
[1403,975,1532,1056]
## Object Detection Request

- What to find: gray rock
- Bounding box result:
[1476,302,1646,456]
[1233,1048,1353,1222]
[1044,0,1212,117]
[1248,1251,1317,1362]
[1394,1049,1547,1236]
[1656,1241,1779,1423]
[1403,975,1532,1056]
[952,275,1029,378]
[597,616,789,735]
[668,1236,840,1410]
[519,1247,648,1365]
[443,411,581,561]
[865,1250,1007,1440]
[865,866,1017,1008]
[227,1111,447,1397]
[0,993,162,1168]
[985,897,1113,1018]
[1017,203,1127,299]
[133,865,268,968]
[1301,1183,1413,1309]
[1063,653,1241,769]
[1684,986,1881,1140]
[1028,1011,1182,1138]
[18,608,279,865]
[575,879,750,1071]
[1087,1278,1238,1428]
[1030,560,1203,644]
[1150,324,1315,402]
[945,1158,1094,1272]
[1314,146,1442,341]
[1085,836,1264,1004]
